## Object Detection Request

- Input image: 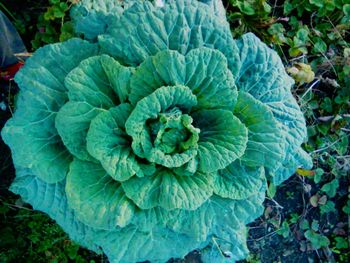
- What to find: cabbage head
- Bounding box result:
[1,0,312,262]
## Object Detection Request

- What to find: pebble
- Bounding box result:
[0,101,7,111]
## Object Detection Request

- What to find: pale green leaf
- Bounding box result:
[129,48,237,110]
[66,159,135,229]
[122,170,213,210]
[213,161,264,199]
[192,109,248,173]
[234,91,285,169]
[86,103,146,181]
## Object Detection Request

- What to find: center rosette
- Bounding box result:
[150,107,200,154]
[125,85,200,169]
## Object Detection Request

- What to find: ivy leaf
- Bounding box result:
[237,2,256,15]
[344,4,350,16]
[314,168,324,184]
[304,230,330,249]
[277,221,290,238]
[313,39,327,53]
[321,179,339,198]
[335,237,349,249]
[343,199,350,214]
[320,200,336,215]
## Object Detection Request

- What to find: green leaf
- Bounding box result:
[344,4,350,16]
[313,39,327,53]
[125,85,199,168]
[9,169,205,263]
[342,199,350,214]
[277,221,290,238]
[267,182,277,198]
[314,168,324,183]
[334,132,349,155]
[320,97,333,113]
[56,101,104,161]
[321,179,339,198]
[320,200,336,214]
[296,28,309,42]
[65,55,131,108]
[304,230,330,249]
[71,0,124,39]
[192,109,248,173]
[311,220,319,231]
[310,0,324,8]
[335,237,349,249]
[234,91,285,170]
[53,6,65,18]
[121,170,213,210]
[1,39,98,183]
[56,55,132,161]
[237,2,255,15]
[300,219,310,230]
[98,0,240,74]
[283,1,295,14]
[268,23,286,44]
[234,33,312,185]
[86,104,146,181]
[129,48,238,110]
[66,160,135,229]
[213,161,265,199]
[59,2,68,11]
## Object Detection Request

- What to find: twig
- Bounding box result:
[318,114,350,122]
[8,80,13,116]
[265,197,284,209]
[14,52,32,57]
[289,54,306,62]
[247,229,279,242]
[311,133,350,154]
[300,79,320,100]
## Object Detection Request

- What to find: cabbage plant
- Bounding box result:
[1,0,312,262]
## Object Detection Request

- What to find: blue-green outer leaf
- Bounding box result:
[1,39,98,183]
[98,0,241,74]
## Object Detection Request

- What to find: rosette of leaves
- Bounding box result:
[1,0,312,262]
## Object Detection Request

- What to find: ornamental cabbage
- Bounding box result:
[1,0,312,262]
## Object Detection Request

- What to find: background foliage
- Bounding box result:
[0,0,349,262]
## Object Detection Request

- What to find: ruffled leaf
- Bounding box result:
[125,85,198,168]
[99,0,240,74]
[56,55,132,161]
[66,159,135,229]
[234,33,312,184]
[1,39,98,183]
[55,102,104,161]
[9,168,207,263]
[86,103,145,181]
[234,91,285,169]
[213,161,264,199]
[129,48,237,110]
[167,181,266,242]
[192,109,248,173]
[122,170,213,210]
[71,0,124,40]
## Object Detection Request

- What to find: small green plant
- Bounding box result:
[31,0,75,49]
[0,197,99,262]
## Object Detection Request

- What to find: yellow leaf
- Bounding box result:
[296,168,315,176]
[287,63,315,85]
